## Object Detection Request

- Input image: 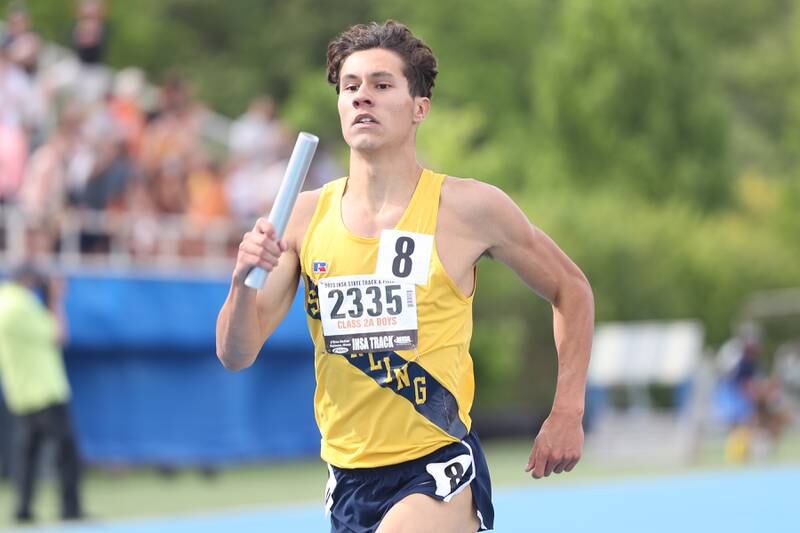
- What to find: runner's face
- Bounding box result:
[337,48,428,152]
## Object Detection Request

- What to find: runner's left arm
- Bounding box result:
[472,182,595,479]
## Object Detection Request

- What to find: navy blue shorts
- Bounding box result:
[325,430,494,532]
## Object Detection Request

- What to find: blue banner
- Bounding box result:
[61,274,319,466]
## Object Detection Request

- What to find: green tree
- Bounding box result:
[531,0,731,209]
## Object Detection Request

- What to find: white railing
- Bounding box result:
[0,205,242,276]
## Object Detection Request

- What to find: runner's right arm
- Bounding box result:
[216,191,319,370]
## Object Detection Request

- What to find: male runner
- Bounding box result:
[216,20,594,533]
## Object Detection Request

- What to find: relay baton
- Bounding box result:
[244,132,319,289]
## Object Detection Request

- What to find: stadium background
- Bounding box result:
[0,0,798,531]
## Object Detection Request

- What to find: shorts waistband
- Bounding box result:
[330,439,466,480]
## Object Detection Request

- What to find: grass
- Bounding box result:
[1,431,798,529]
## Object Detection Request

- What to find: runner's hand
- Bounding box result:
[233,218,287,286]
[525,410,583,479]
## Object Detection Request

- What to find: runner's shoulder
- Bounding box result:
[295,188,324,217]
[440,175,511,224]
[286,188,324,247]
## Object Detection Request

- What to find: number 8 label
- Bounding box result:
[425,454,474,500]
[392,237,415,277]
[376,230,433,286]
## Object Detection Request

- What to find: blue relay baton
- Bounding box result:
[244,132,319,289]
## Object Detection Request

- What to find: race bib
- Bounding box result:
[375,230,433,286]
[318,275,418,355]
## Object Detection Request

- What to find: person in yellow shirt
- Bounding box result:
[217,20,594,532]
[0,264,84,523]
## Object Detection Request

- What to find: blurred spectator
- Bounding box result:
[0,262,85,523]
[224,96,289,222]
[151,156,188,215]
[187,151,228,225]
[0,43,35,202]
[67,0,112,105]
[17,104,85,226]
[0,39,35,124]
[71,0,108,65]
[225,149,287,224]
[140,75,203,179]
[717,325,792,463]
[76,95,133,212]
[2,2,41,77]
[0,120,28,203]
[229,95,284,162]
[181,152,230,257]
[124,176,160,259]
[108,67,146,157]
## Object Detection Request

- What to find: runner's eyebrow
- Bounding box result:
[341,72,396,83]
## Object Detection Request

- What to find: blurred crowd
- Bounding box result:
[0,0,339,264]
[715,324,798,464]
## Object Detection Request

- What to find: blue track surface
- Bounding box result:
[14,467,799,533]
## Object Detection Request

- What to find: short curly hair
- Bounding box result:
[326,20,438,99]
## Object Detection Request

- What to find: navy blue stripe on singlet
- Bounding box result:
[341,351,468,440]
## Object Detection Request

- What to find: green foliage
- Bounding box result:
[282,69,342,141]
[470,313,525,409]
[690,0,800,173]
[531,0,731,209]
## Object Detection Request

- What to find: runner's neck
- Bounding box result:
[346,150,423,215]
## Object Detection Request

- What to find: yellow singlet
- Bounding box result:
[300,169,476,468]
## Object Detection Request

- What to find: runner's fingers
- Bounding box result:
[524,446,535,472]
[543,455,561,477]
[243,229,284,258]
[524,440,539,473]
[253,217,276,237]
[242,230,281,255]
[258,238,282,258]
[553,452,580,474]
[240,239,281,262]
[530,443,549,479]
[238,244,279,271]
[563,458,580,473]
[238,240,262,260]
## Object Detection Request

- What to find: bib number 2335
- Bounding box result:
[318,276,418,355]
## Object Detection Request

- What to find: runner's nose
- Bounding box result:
[353,85,373,108]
